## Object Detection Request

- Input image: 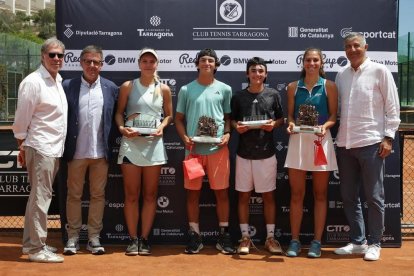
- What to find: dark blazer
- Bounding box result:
[62,76,119,161]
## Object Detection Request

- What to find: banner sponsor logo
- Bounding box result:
[296,53,348,70]
[107,202,125,209]
[0,150,21,169]
[288,26,335,39]
[328,201,344,209]
[385,174,400,179]
[329,179,340,185]
[108,173,122,179]
[381,235,395,243]
[340,27,396,39]
[326,225,350,232]
[160,166,177,186]
[157,196,170,208]
[277,172,288,180]
[64,24,74,38]
[156,195,174,214]
[281,206,309,213]
[217,0,245,25]
[249,196,263,215]
[137,15,175,40]
[159,78,177,96]
[275,141,287,152]
[193,0,270,41]
[384,202,401,209]
[62,50,397,72]
[200,203,216,208]
[63,24,123,39]
[152,228,184,237]
[105,224,129,241]
[0,150,31,196]
[326,225,350,243]
[275,228,282,238]
[275,82,288,92]
[248,225,257,237]
[201,230,220,237]
[164,142,184,151]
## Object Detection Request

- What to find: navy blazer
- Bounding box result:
[62,76,119,161]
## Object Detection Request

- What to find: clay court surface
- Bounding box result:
[0,232,413,276]
[1,134,413,275]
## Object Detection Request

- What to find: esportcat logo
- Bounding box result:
[340,27,396,39]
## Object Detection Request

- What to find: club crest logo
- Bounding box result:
[217,0,245,25]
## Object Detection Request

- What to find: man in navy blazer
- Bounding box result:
[62,45,119,256]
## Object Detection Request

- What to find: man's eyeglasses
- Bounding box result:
[82,59,104,66]
[48,53,64,59]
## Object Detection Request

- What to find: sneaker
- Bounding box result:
[307,240,322,258]
[265,237,283,255]
[139,237,151,255]
[216,232,236,255]
[334,242,368,255]
[86,237,105,255]
[28,249,64,263]
[363,244,381,261]
[286,240,301,257]
[63,237,80,255]
[184,230,203,254]
[22,244,57,255]
[125,238,139,256]
[237,236,252,255]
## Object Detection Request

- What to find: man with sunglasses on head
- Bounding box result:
[62,45,118,256]
[13,37,67,263]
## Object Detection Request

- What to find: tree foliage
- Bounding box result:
[0,8,56,42]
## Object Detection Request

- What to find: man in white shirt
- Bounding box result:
[334,32,400,261]
[62,45,118,256]
[13,37,68,263]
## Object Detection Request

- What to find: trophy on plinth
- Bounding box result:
[240,115,270,129]
[191,115,222,143]
[125,113,158,136]
[292,104,322,134]
[239,99,270,129]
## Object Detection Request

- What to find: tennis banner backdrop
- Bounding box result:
[54,0,401,246]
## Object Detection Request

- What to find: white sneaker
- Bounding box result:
[29,249,64,263]
[63,237,80,255]
[364,245,381,261]
[237,236,252,255]
[265,237,283,254]
[334,242,368,255]
[22,244,57,255]
[87,237,105,255]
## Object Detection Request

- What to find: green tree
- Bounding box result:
[32,9,55,39]
[0,8,56,42]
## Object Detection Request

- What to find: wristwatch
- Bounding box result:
[384,136,394,142]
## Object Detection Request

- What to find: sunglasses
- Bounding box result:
[82,59,104,66]
[48,52,64,59]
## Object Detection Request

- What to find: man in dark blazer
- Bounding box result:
[62,45,119,256]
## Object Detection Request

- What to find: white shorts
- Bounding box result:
[235,154,277,193]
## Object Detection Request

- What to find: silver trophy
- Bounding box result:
[191,115,221,143]
[125,113,158,135]
[292,104,322,134]
[240,115,270,129]
[239,99,270,128]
